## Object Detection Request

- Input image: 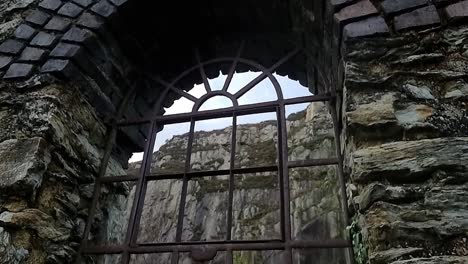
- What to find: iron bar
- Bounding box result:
[120,121,158,264]
[99,158,339,184]
[83,239,352,255]
[278,104,293,263]
[226,114,237,241]
[118,94,333,126]
[329,98,356,264]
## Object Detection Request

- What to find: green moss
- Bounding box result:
[236,175,277,190]
[348,217,368,264]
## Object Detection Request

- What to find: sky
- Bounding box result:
[129,72,312,162]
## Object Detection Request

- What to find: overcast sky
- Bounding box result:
[129,72,311,162]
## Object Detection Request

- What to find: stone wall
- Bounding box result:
[343,25,468,264]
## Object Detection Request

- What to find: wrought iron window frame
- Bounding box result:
[77,43,354,264]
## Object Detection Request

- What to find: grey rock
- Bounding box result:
[370,247,424,264]
[403,83,435,100]
[0,138,50,196]
[351,137,468,182]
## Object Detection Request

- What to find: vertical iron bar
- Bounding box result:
[172,118,195,264]
[226,249,233,264]
[226,114,237,241]
[121,121,158,264]
[278,104,293,263]
[329,98,355,264]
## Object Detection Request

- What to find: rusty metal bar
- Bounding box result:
[99,158,339,184]
[226,114,237,241]
[83,239,352,254]
[234,49,299,99]
[120,121,158,264]
[117,94,334,126]
[329,98,356,264]
[278,104,293,263]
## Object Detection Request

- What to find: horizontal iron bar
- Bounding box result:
[117,94,334,126]
[99,158,339,184]
[82,239,352,255]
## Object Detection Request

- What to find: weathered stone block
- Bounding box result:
[25,10,51,26]
[0,39,24,55]
[3,63,34,79]
[351,137,468,182]
[62,27,93,43]
[394,5,441,32]
[0,138,50,196]
[40,59,78,78]
[91,1,117,18]
[334,0,378,24]
[343,16,389,39]
[0,56,12,69]
[381,0,429,15]
[50,42,81,58]
[38,0,63,11]
[73,0,94,8]
[14,24,36,41]
[109,0,128,7]
[57,2,84,18]
[77,12,104,30]
[44,16,72,32]
[18,47,47,62]
[30,31,57,47]
[445,1,468,23]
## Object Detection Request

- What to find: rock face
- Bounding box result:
[343,25,468,264]
[95,102,349,264]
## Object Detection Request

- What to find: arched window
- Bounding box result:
[79,44,353,264]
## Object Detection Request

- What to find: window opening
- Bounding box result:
[79,44,353,264]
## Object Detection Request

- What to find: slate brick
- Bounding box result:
[14,24,36,41]
[381,0,429,15]
[77,12,104,30]
[394,5,440,31]
[445,1,468,22]
[44,16,72,32]
[58,2,84,18]
[25,10,51,26]
[331,0,355,10]
[334,0,378,25]
[41,59,78,78]
[73,0,94,8]
[343,16,390,39]
[39,0,63,11]
[50,42,82,58]
[0,39,25,55]
[62,27,93,43]
[4,63,34,79]
[91,1,117,18]
[19,47,47,62]
[0,56,13,70]
[109,0,128,7]
[30,32,57,48]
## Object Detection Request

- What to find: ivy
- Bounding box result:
[347,217,369,264]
